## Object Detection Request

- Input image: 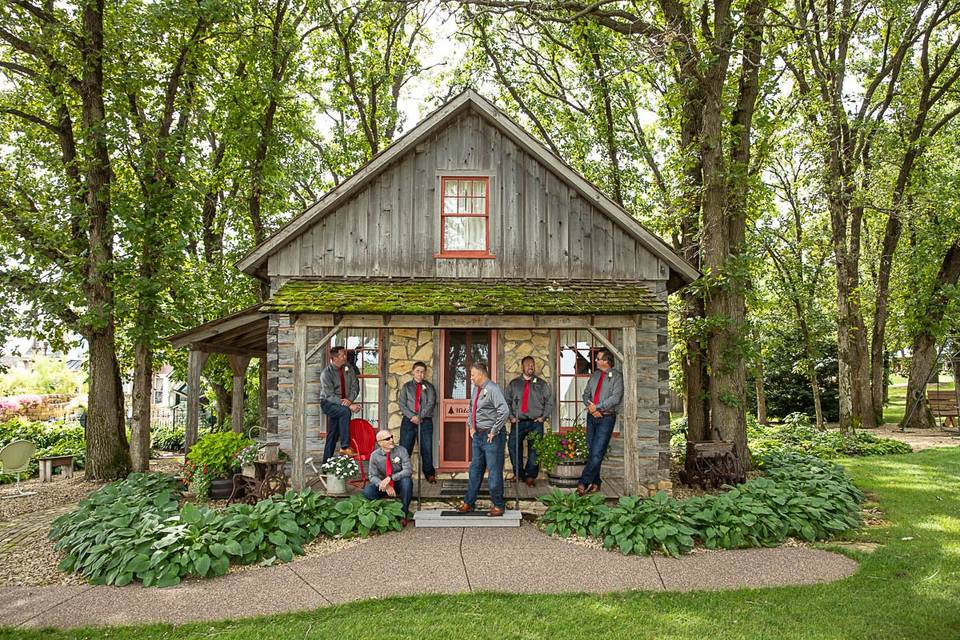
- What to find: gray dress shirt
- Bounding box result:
[581,368,624,414]
[470,380,510,436]
[368,445,413,485]
[319,362,359,404]
[505,375,554,421]
[399,380,437,420]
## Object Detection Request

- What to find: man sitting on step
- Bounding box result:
[363,429,414,525]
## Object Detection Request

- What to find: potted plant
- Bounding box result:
[318,455,360,495]
[531,424,589,488]
[186,431,254,499]
[235,444,258,477]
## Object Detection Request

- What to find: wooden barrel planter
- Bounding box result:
[209,478,234,500]
[547,461,587,488]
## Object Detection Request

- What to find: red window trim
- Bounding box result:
[437,176,493,258]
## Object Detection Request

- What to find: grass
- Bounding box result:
[4,448,960,640]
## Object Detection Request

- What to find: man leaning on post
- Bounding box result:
[577,348,623,496]
[457,361,510,517]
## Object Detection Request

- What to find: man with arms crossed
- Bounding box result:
[505,356,552,487]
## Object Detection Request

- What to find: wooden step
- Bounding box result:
[413,509,521,528]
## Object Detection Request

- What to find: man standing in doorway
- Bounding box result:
[320,346,360,463]
[577,349,623,496]
[398,361,438,483]
[457,362,510,516]
[505,356,553,486]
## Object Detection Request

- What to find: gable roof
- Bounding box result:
[237,89,699,286]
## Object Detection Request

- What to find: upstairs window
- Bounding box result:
[439,176,491,257]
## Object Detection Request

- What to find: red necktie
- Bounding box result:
[593,373,605,405]
[385,454,394,488]
[521,380,530,414]
[339,368,347,399]
[472,386,480,429]
[414,384,422,413]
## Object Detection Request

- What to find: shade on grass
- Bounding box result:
[4,448,959,640]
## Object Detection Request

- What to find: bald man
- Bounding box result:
[362,429,413,524]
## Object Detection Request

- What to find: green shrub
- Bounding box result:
[749,413,912,459]
[50,473,403,587]
[539,453,864,556]
[0,417,85,482]
[186,431,253,478]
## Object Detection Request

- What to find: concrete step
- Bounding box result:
[413,509,521,528]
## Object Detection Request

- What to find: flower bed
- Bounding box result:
[539,452,865,557]
[0,417,85,483]
[49,473,404,587]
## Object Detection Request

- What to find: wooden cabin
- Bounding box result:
[169,90,698,497]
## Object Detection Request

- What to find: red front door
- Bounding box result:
[438,329,495,471]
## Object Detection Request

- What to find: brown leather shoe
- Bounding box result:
[426,475,437,484]
[575,484,588,496]
[456,502,473,513]
[487,506,504,517]
[588,483,601,494]
[525,478,536,487]
[339,447,358,457]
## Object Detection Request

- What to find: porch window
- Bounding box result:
[327,329,381,428]
[557,329,620,433]
[438,176,491,257]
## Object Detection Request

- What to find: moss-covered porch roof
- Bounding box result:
[261,278,666,315]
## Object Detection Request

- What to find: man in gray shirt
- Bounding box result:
[320,346,360,463]
[505,356,553,487]
[398,361,438,483]
[362,429,413,524]
[577,348,624,496]
[457,361,510,516]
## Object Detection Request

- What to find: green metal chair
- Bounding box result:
[0,440,37,498]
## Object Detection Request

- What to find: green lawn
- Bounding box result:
[884,379,955,425]
[5,448,960,640]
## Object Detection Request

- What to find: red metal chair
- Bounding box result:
[348,419,377,489]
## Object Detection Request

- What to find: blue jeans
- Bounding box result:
[464,430,505,509]
[362,476,413,515]
[400,417,435,478]
[508,420,543,479]
[579,413,617,488]
[320,400,352,463]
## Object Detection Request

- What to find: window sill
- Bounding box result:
[434,252,497,260]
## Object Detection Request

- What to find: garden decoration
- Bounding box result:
[531,424,589,488]
[185,431,254,499]
[317,455,359,495]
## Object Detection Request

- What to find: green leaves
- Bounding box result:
[49,476,404,588]
[539,454,864,558]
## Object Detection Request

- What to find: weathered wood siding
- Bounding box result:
[267,110,668,283]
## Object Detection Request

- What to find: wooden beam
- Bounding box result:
[295,313,639,329]
[192,342,266,358]
[228,355,251,434]
[291,320,307,491]
[185,350,210,455]
[306,324,340,362]
[587,327,624,362]
[621,325,639,495]
[170,313,267,347]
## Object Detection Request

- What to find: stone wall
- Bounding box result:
[384,328,436,435]
[634,311,672,496]
[500,329,552,383]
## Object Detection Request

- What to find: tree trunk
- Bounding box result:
[85,329,130,479]
[809,360,825,431]
[902,238,960,428]
[213,381,231,431]
[129,342,153,472]
[755,358,768,425]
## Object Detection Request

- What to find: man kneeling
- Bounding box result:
[362,429,413,525]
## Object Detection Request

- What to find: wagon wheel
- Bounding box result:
[257,473,286,498]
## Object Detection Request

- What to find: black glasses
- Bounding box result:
[378,435,393,442]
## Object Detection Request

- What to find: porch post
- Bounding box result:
[291,319,307,491]
[622,324,639,495]
[228,355,251,434]
[186,348,209,455]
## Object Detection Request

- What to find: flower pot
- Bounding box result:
[242,464,256,478]
[208,478,234,500]
[547,461,587,488]
[318,474,347,495]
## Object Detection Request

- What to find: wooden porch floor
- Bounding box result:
[412,476,627,500]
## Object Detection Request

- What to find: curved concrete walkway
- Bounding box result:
[0,523,858,630]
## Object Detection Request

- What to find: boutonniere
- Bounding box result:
[532,377,538,383]
[421,384,426,391]
[607,371,613,378]
[481,389,488,398]
[392,456,401,464]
